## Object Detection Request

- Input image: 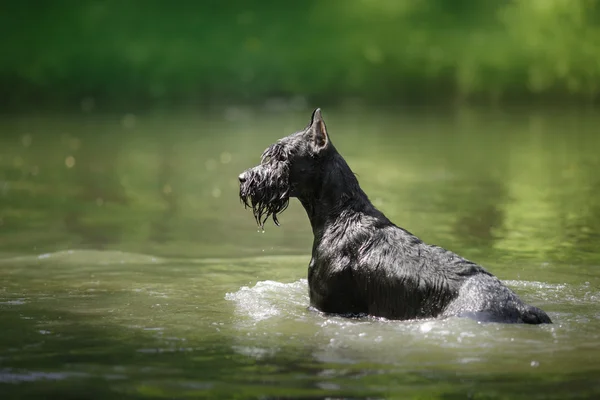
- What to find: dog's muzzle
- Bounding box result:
[238,165,290,228]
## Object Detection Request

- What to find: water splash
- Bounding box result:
[225,279,309,323]
[223,278,590,365]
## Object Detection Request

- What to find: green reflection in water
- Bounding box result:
[1,108,599,398]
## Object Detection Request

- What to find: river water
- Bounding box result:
[1,107,599,398]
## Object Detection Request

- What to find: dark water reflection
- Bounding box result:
[0,107,599,398]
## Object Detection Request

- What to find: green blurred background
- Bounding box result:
[2,2,600,398]
[2,0,600,109]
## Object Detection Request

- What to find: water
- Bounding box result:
[1,107,599,398]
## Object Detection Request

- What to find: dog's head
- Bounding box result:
[238,108,331,227]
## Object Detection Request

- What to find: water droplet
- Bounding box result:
[65,156,76,168]
[530,360,540,367]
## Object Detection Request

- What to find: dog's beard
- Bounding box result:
[239,165,290,228]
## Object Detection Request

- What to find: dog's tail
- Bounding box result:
[520,304,552,324]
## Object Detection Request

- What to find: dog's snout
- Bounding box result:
[238,173,247,183]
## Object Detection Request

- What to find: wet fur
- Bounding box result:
[239,143,291,227]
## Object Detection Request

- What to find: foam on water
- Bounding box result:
[225,278,583,327]
[225,279,310,323]
[223,278,578,366]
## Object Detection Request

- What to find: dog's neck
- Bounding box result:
[297,150,386,237]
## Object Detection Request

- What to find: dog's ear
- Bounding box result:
[308,108,329,153]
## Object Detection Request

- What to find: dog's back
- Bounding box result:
[313,212,552,324]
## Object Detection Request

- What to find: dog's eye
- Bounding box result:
[262,156,271,163]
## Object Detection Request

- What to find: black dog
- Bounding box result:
[239,109,551,324]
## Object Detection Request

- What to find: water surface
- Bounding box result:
[1,108,599,398]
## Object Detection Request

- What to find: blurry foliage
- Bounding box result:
[1,0,600,107]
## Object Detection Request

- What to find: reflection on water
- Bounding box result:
[1,108,600,398]
[1,108,600,263]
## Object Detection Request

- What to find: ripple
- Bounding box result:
[0,251,310,268]
[0,298,27,305]
[0,369,88,383]
[136,347,194,354]
[0,250,165,266]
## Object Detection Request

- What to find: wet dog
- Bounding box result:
[239,109,551,324]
